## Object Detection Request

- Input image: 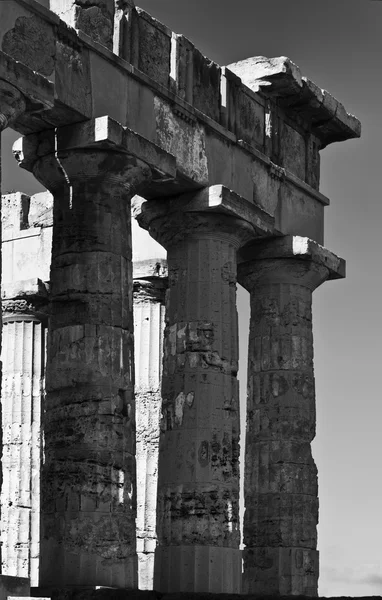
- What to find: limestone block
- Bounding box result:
[278,121,306,181]
[131,9,171,88]
[191,47,221,122]
[153,96,209,187]
[2,191,53,284]
[55,37,92,121]
[274,180,326,245]
[50,0,115,49]
[228,56,303,97]
[235,85,265,150]
[0,7,56,77]
[305,134,321,190]
[172,35,221,122]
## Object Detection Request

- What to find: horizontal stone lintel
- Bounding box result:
[2,277,49,301]
[1,1,351,201]
[238,235,346,280]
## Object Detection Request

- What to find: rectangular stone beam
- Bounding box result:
[1,0,360,242]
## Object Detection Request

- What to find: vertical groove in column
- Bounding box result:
[239,257,328,598]
[134,276,167,590]
[154,226,245,594]
[1,317,44,586]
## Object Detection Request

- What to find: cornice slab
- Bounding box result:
[227,56,361,147]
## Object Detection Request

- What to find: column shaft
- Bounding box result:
[0,81,27,572]
[31,150,152,588]
[1,307,45,586]
[133,271,167,590]
[152,214,251,593]
[239,253,329,596]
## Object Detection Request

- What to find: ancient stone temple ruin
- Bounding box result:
[0,0,360,597]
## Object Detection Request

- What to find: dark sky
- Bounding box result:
[2,0,382,595]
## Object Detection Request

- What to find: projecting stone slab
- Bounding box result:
[227,55,361,147]
[228,56,304,97]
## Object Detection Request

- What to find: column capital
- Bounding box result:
[238,235,345,292]
[0,80,26,130]
[2,278,49,323]
[134,184,275,249]
[13,116,176,191]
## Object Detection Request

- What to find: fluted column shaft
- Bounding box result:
[0,81,27,570]
[28,150,152,588]
[238,250,329,597]
[133,263,167,590]
[148,211,253,594]
[1,294,47,586]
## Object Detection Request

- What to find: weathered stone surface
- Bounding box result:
[0,81,26,131]
[34,150,147,587]
[1,196,52,587]
[135,185,275,244]
[2,191,53,285]
[136,195,261,593]
[113,0,135,61]
[228,56,304,97]
[131,9,171,88]
[2,14,56,77]
[50,0,115,49]
[0,574,30,600]
[0,1,359,594]
[1,308,46,585]
[227,55,361,147]
[238,236,345,596]
[172,35,221,122]
[11,119,176,586]
[134,261,167,590]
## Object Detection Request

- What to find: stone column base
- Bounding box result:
[154,546,242,593]
[243,547,319,597]
[0,575,30,600]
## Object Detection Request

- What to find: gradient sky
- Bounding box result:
[2,0,382,595]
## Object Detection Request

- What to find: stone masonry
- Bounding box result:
[0,191,167,591]
[133,258,167,590]
[0,0,360,595]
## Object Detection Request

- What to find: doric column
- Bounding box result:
[1,280,48,586]
[134,186,273,593]
[12,117,175,589]
[0,81,27,573]
[133,259,167,590]
[238,236,345,597]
